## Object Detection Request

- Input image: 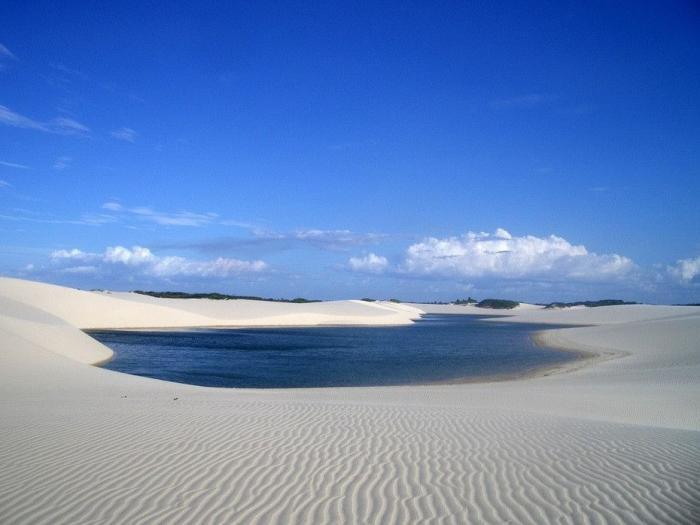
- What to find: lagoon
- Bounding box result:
[92,315,575,388]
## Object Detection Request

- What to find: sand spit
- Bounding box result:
[1,277,699,524]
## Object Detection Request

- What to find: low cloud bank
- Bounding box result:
[402,229,634,280]
[50,245,267,278]
[349,229,635,282]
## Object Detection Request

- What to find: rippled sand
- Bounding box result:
[1,277,698,524]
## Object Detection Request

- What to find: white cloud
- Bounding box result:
[176,226,385,255]
[494,228,512,239]
[51,248,98,261]
[79,214,119,225]
[53,156,72,170]
[51,117,89,135]
[129,206,218,226]
[103,203,218,227]
[401,229,634,281]
[0,43,17,70]
[104,245,155,265]
[149,256,267,278]
[0,179,10,188]
[0,43,18,61]
[294,229,383,247]
[668,255,700,284]
[348,253,389,274]
[61,265,98,274]
[0,160,30,169]
[0,105,90,135]
[51,245,268,279]
[0,211,106,226]
[110,127,136,142]
[101,201,123,211]
[0,105,45,131]
[95,204,378,244]
[296,229,352,241]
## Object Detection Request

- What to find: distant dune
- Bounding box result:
[1,277,698,524]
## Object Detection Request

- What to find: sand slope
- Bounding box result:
[0,277,422,332]
[0,278,698,524]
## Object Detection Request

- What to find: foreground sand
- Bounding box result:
[0,278,698,524]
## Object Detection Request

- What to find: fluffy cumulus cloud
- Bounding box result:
[668,255,700,284]
[103,245,155,265]
[50,245,267,279]
[401,229,634,281]
[348,253,389,274]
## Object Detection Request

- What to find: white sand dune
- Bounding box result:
[0,277,698,524]
[0,278,422,332]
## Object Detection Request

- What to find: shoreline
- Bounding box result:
[83,321,417,332]
[530,328,630,377]
[427,328,603,387]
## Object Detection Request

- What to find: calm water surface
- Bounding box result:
[91,315,574,388]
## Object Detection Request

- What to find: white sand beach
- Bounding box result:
[1,277,698,524]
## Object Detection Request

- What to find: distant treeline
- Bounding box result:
[359,297,646,310]
[133,290,320,303]
[381,297,519,309]
[473,299,520,309]
[543,299,637,309]
[450,298,519,309]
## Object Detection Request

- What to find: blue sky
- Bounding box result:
[1,1,699,303]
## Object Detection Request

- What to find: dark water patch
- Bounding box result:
[90,315,576,388]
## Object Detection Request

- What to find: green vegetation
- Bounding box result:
[453,297,477,305]
[544,299,637,309]
[475,298,520,309]
[133,290,320,303]
[389,298,402,303]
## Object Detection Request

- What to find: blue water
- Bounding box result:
[91,315,574,388]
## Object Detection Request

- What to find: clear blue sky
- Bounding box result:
[1,1,699,303]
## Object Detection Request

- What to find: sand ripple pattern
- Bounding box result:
[0,400,698,524]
